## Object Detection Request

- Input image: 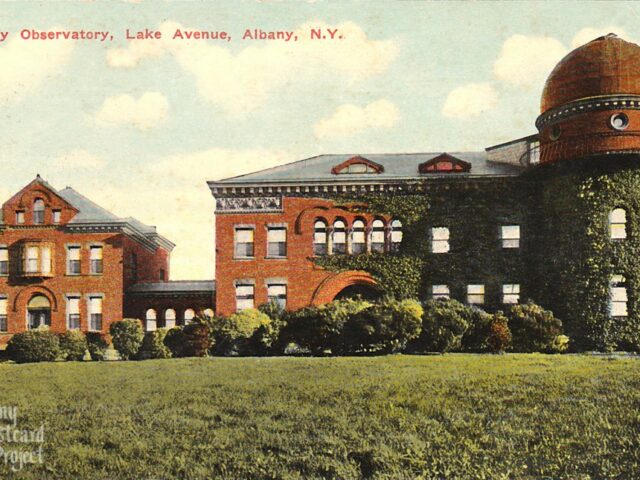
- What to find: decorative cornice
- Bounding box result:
[216,196,282,213]
[536,94,640,130]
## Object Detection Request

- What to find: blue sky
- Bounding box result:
[0,1,636,278]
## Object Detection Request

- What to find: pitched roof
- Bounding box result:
[127,281,216,294]
[211,152,524,185]
[58,187,121,224]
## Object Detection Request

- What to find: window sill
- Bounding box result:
[233,257,255,261]
[265,256,287,260]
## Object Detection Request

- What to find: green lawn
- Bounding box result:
[0,355,639,479]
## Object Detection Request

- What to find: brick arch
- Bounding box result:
[310,270,377,306]
[12,286,58,313]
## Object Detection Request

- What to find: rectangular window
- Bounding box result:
[0,296,7,332]
[431,227,450,253]
[16,211,24,224]
[267,283,287,309]
[234,227,255,258]
[89,296,103,331]
[267,227,287,257]
[67,246,81,275]
[467,284,485,305]
[159,269,166,281]
[67,296,80,330]
[33,211,44,225]
[26,246,39,273]
[131,253,137,282]
[610,275,628,317]
[0,247,8,276]
[41,246,51,274]
[235,283,255,311]
[90,246,103,274]
[501,225,520,249]
[432,285,450,300]
[52,210,61,224]
[502,284,520,304]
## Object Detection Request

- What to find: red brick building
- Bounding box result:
[0,176,214,345]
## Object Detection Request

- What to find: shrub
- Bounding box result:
[86,332,110,361]
[138,329,172,360]
[181,321,211,357]
[550,334,570,353]
[163,327,186,357]
[463,310,512,353]
[412,299,472,353]
[507,302,564,353]
[210,309,273,356]
[59,330,88,361]
[342,298,423,354]
[110,319,144,360]
[7,329,60,363]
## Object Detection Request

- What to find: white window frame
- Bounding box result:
[609,275,628,317]
[431,227,450,253]
[66,245,81,275]
[501,225,520,249]
[145,309,157,331]
[0,296,7,332]
[266,225,287,258]
[87,295,103,331]
[0,246,8,276]
[502,284,520,304]
[90,245,103,275]
[235,282,255,311]
[267,282,287,309]
[432,285,450,300]
[234,226,255,259]
[65,295,81,330]
[609,208,627,240]
[467,284,485,305]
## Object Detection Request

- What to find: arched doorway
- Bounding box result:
[334,283,381,301]
[311,270,379,306]
[27,295,51,329]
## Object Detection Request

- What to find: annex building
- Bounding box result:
[209,34,640,350]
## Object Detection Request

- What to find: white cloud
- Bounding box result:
[442,83,499,119]
[106,20,397,114]
[53,149,106,170]
[92,92,168,130]
[314,99,400,139]
[572,27,632,48]
[0,26,74,105]
[493,34,568,89]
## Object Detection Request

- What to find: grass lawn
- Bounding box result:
[0,355,639,479]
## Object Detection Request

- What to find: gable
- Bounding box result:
[331,156,384,175]
[418,153,472,173]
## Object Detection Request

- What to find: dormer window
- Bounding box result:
[331,156,384,175]
[33,199,44,224]
[16,211,24,224]
[419,153,471,174]
[52,210,61,224]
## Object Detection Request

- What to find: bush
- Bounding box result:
[59,330,88,361]
[86,332,110,361]
[463,310,512,353]
[181,321,211,357]
[138,329,172,360]
[163,327,186,357]
[550,334,570,353]
[210,309,273,356]
[412,299,472,353]
[342,298,423,354]
[7,329,60,363]
[110,319,144,360]
[507,302,564,353]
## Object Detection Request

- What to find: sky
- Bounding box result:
[0,0,638,279]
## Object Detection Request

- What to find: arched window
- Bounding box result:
[203,308,214,319]
[390,220,403,252]
[332,220,347,254]
[145,309,157,331]
[352,219,366,254]
[313,220,328,255]
[371,219,385,253]
[27,295,51,329]
[609,208,627,240]
[184,308,195,325]
[165,308,176,329]
[33,199,44,224]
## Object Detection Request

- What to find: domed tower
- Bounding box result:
[529,34,640,351]
[537,34,640,163]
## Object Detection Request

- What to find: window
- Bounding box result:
[33,199,44,224]
[609,208,627,240]
[235,283,254,311]
[610,275,628,317]
[146,309,157,331]
[331,156,384,175]
[267,226,287,257]
[502,284,520,304]
[159,269,165,281]
[0,247,8,275]
[234,227,255,258]
[67,246,81,275]
[390,220,403,252]
[131,253,138,282]
[66,296,80,330]
[267,283,287,309]
[467,284,485,305]
[371,219,385,253]
[41,246,51,274]
[165,309,176,329]
[432,285,450,300]
[0,296,6,332]
[431,227,450,253]
[90,246,103,274]
[52,210,61,224]
[89,296,103,331]
[184,308,195,324]
[332,220,347,254]
[26,246,39,273]
[352,220,366,254]
[313,220,328,255]
[501,225,521,248]
[16,211,24,224]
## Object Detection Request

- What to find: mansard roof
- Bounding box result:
[210,152,524,187]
